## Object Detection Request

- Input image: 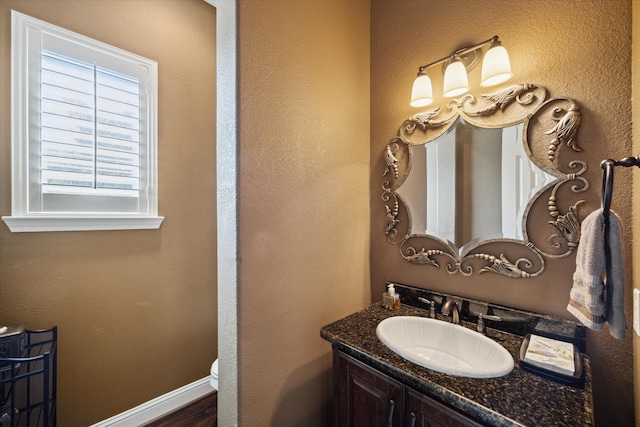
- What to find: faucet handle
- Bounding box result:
[476,313,502,334]
[418,297,436,318]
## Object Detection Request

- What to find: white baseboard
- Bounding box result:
[90,377,214,427]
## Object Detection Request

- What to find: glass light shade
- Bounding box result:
[481,44,512,87]
[410,74,434,107]
[443,61,469,98]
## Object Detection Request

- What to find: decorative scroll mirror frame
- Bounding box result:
[382,84,587,277]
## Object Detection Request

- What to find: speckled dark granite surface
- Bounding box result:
[321,303,593,427]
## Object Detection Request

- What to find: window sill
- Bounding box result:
[2,216,164,232]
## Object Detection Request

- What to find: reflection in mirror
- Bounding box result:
[382,84,588,278]
[397,121,556,252]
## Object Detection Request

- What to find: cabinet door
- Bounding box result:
[334,350,405,427]
[406,388,484,427]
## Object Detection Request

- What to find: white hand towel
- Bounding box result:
[567,208,626,339]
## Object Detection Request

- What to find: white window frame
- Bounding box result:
[3,11,163,232]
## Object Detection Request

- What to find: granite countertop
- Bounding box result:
[321,303,593,427]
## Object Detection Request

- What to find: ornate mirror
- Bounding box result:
[382,84,587,277]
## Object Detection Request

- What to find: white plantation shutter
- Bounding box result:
[41,52,141,200]
[6,11,162,231]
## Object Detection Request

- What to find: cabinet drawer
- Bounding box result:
[406,388,484,427]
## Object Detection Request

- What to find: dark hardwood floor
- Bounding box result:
[142,391,217,427]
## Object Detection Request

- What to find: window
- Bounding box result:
[4,11,163,232]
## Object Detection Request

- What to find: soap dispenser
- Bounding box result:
[382,284,401,310]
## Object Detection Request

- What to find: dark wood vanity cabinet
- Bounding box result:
[334,349,404,427]
[334,350,483,427]
[405,388,484,427]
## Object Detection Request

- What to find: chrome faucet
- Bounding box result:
[441,300,460,324]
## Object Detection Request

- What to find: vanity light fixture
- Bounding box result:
[410,35,512,108]
[442,59,470,98]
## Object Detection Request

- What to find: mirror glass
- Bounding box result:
[382,84,587,277]
[396,121,555,252]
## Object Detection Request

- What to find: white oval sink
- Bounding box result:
[376,316,514,378]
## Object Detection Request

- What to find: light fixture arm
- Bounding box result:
[416,35,499,75]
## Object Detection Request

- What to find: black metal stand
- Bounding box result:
[0,327,57,427]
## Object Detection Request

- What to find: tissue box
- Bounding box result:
[524,334,575,375]
[519,334,584,387]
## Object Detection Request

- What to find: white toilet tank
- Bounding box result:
[210,359,219,390]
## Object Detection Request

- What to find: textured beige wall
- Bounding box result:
[0,1,217,425]
[371,0,633,425]
[237,0,371,425]
[634,2,640,424]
